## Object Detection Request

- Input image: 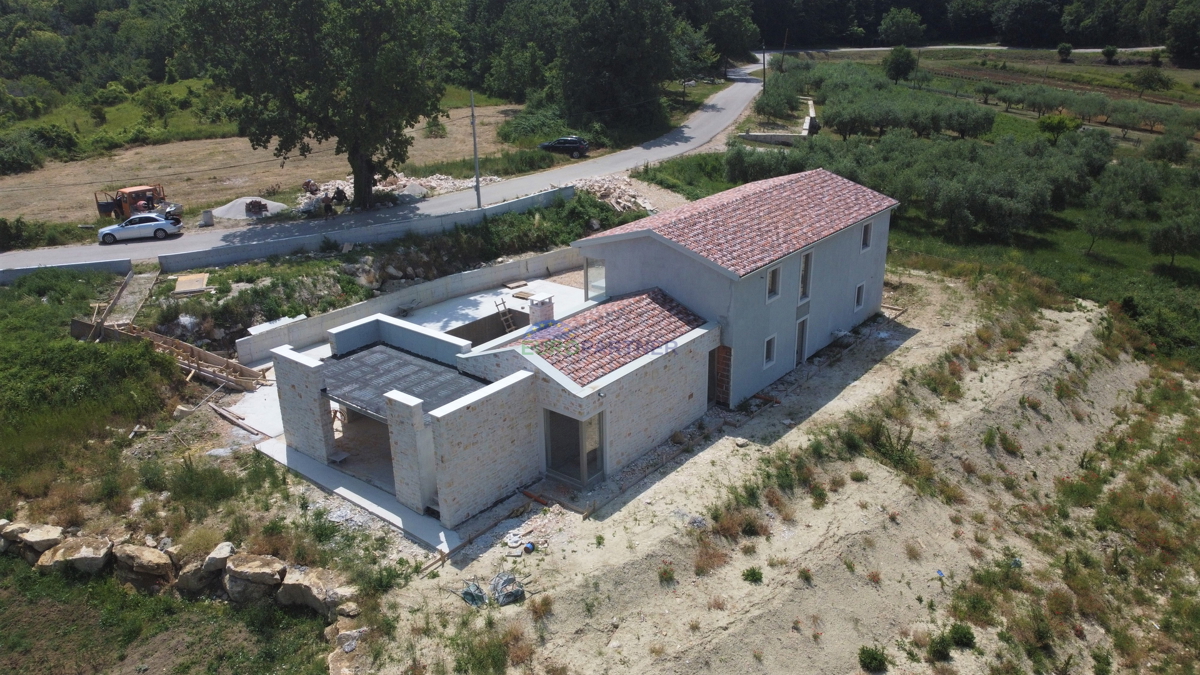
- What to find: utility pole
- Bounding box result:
[470,91,482,210]
[762,43,767,93]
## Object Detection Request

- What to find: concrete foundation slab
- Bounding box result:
[255,436,461,552]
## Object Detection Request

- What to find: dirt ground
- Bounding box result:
[0,105,521,225]
[344,270,1145,675]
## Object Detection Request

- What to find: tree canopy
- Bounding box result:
[183,0,456,208]
[879,8,926,46]
[883,46,918,84]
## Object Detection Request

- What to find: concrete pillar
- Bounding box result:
[271,345,335,462]
[385,391,437,514]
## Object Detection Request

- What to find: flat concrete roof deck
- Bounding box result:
[323,344,487,420]
[402,278,587,333]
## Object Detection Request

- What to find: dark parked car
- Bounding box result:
[538,136,589,158]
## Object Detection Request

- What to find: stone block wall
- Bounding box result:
[385,391,436,514]
[714,346,732,406]
[578,328,718,474]
[271,346,334,462]
[428,371,539,528]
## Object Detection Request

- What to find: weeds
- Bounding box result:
[858,644,888,672]
[658,560,676,585]
[742,567,763,584]
[694,534,730,576]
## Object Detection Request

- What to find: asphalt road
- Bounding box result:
[0,62,766,269]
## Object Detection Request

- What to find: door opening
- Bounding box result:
[795,318,808,368]
[545,410,605,486]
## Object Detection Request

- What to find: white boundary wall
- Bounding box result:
[236,246,584,364]
[159,187,575,273]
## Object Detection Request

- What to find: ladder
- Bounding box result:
[495,299,516,332]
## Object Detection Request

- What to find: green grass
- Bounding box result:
[440,85,508,109]
[0,270,181,515]
[401,148,568,179]
[980,112,1043,142]
[0,556,328,675]
[13,79,239,152]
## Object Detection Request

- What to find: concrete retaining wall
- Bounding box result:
[235,246,584,365]
[158,187,575,274]
[0,258,132,285]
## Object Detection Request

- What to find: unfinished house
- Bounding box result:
[271,169,897,529]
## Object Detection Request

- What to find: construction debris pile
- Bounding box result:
[567,175,654,212]
[295,172,503,207]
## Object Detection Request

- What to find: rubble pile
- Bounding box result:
[567,175,654,212]
[295,172,502,206]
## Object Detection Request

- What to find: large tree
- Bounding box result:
[707,0,761,76]
[559,0,678,127]
[1166,0,1200,64]
[882,46,918,84]
[879,8,926,46]
[184,0,455,208]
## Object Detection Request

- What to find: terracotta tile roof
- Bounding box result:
[518,289,706,386]
[586,169,898,276]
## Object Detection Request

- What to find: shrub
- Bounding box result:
[850,470,868,482]
[694,534,730,575]
[798,567,813,584]
[742,566,763,584]
[948,622,975,648]
[138,460,168,491]
[858,645,888,672]
[0,129,46,175]
[927,632,953,661]
[528,595,553,621]
[867,570,882,584]
[658,561,676,585]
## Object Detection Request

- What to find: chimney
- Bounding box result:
[528,293,554,327]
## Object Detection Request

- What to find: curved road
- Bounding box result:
[0,62,766,269]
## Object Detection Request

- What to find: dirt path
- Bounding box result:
[0,105,521,225]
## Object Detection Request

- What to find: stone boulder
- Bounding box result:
[1,522,29,541]
[113,544,174,592]
[20,525,63,552]
[276,567,358,619]
[35,537,112,574]
[223,554,286,603]
[175,561,218,594]
[202,542,236,573]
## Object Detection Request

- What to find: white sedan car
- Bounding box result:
[98,214,182,244]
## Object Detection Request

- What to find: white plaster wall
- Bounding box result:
[576,237,733,325]
[725,212,891,404]
[428,372,540,528]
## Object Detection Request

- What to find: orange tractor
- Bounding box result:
[95,185,183,223]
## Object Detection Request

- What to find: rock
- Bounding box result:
[20,525,63,552]
[277,567,357,619]
[226,554,286,585]
[405,266,416,279]
[1,522,30,541]
[175,562,218,593]
[735,438,750,448]
[144,535,157,548]
[35,537,112,574]
[379,279,409,293]
[0,519,8,529]
[0,538,8,554]
[157,537,173,552]
[223,574,272,603]
[385,265,403,279]
[324,616,360,643]
[20,545,43,565]
[403,183,428,198]
[113,545,174,592]
[336,602,361,618]
[202,542,236,573]
[165,545,182,568]
[336,628,368,653]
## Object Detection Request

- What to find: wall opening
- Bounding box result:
[585,257,606,301]
[545,409,605,487]
[795,318,808,367]
[445,309,530,344]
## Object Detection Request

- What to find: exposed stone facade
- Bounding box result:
[429,371,540,527]
[385,391,435,514]
[271,345,335,462]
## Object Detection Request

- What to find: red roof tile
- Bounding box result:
[586,169,898,276]
[518,289,706,386]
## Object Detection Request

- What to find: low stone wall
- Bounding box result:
[158,186,575,274]
[0,258,132,285]
[236,246,584,364]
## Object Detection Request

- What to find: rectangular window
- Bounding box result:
[855,282,865,311]
[798,252,811,301]
[861,222,873,251]
[766,267,780,301]
[764,335,776,368]
[584,257,606,301]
